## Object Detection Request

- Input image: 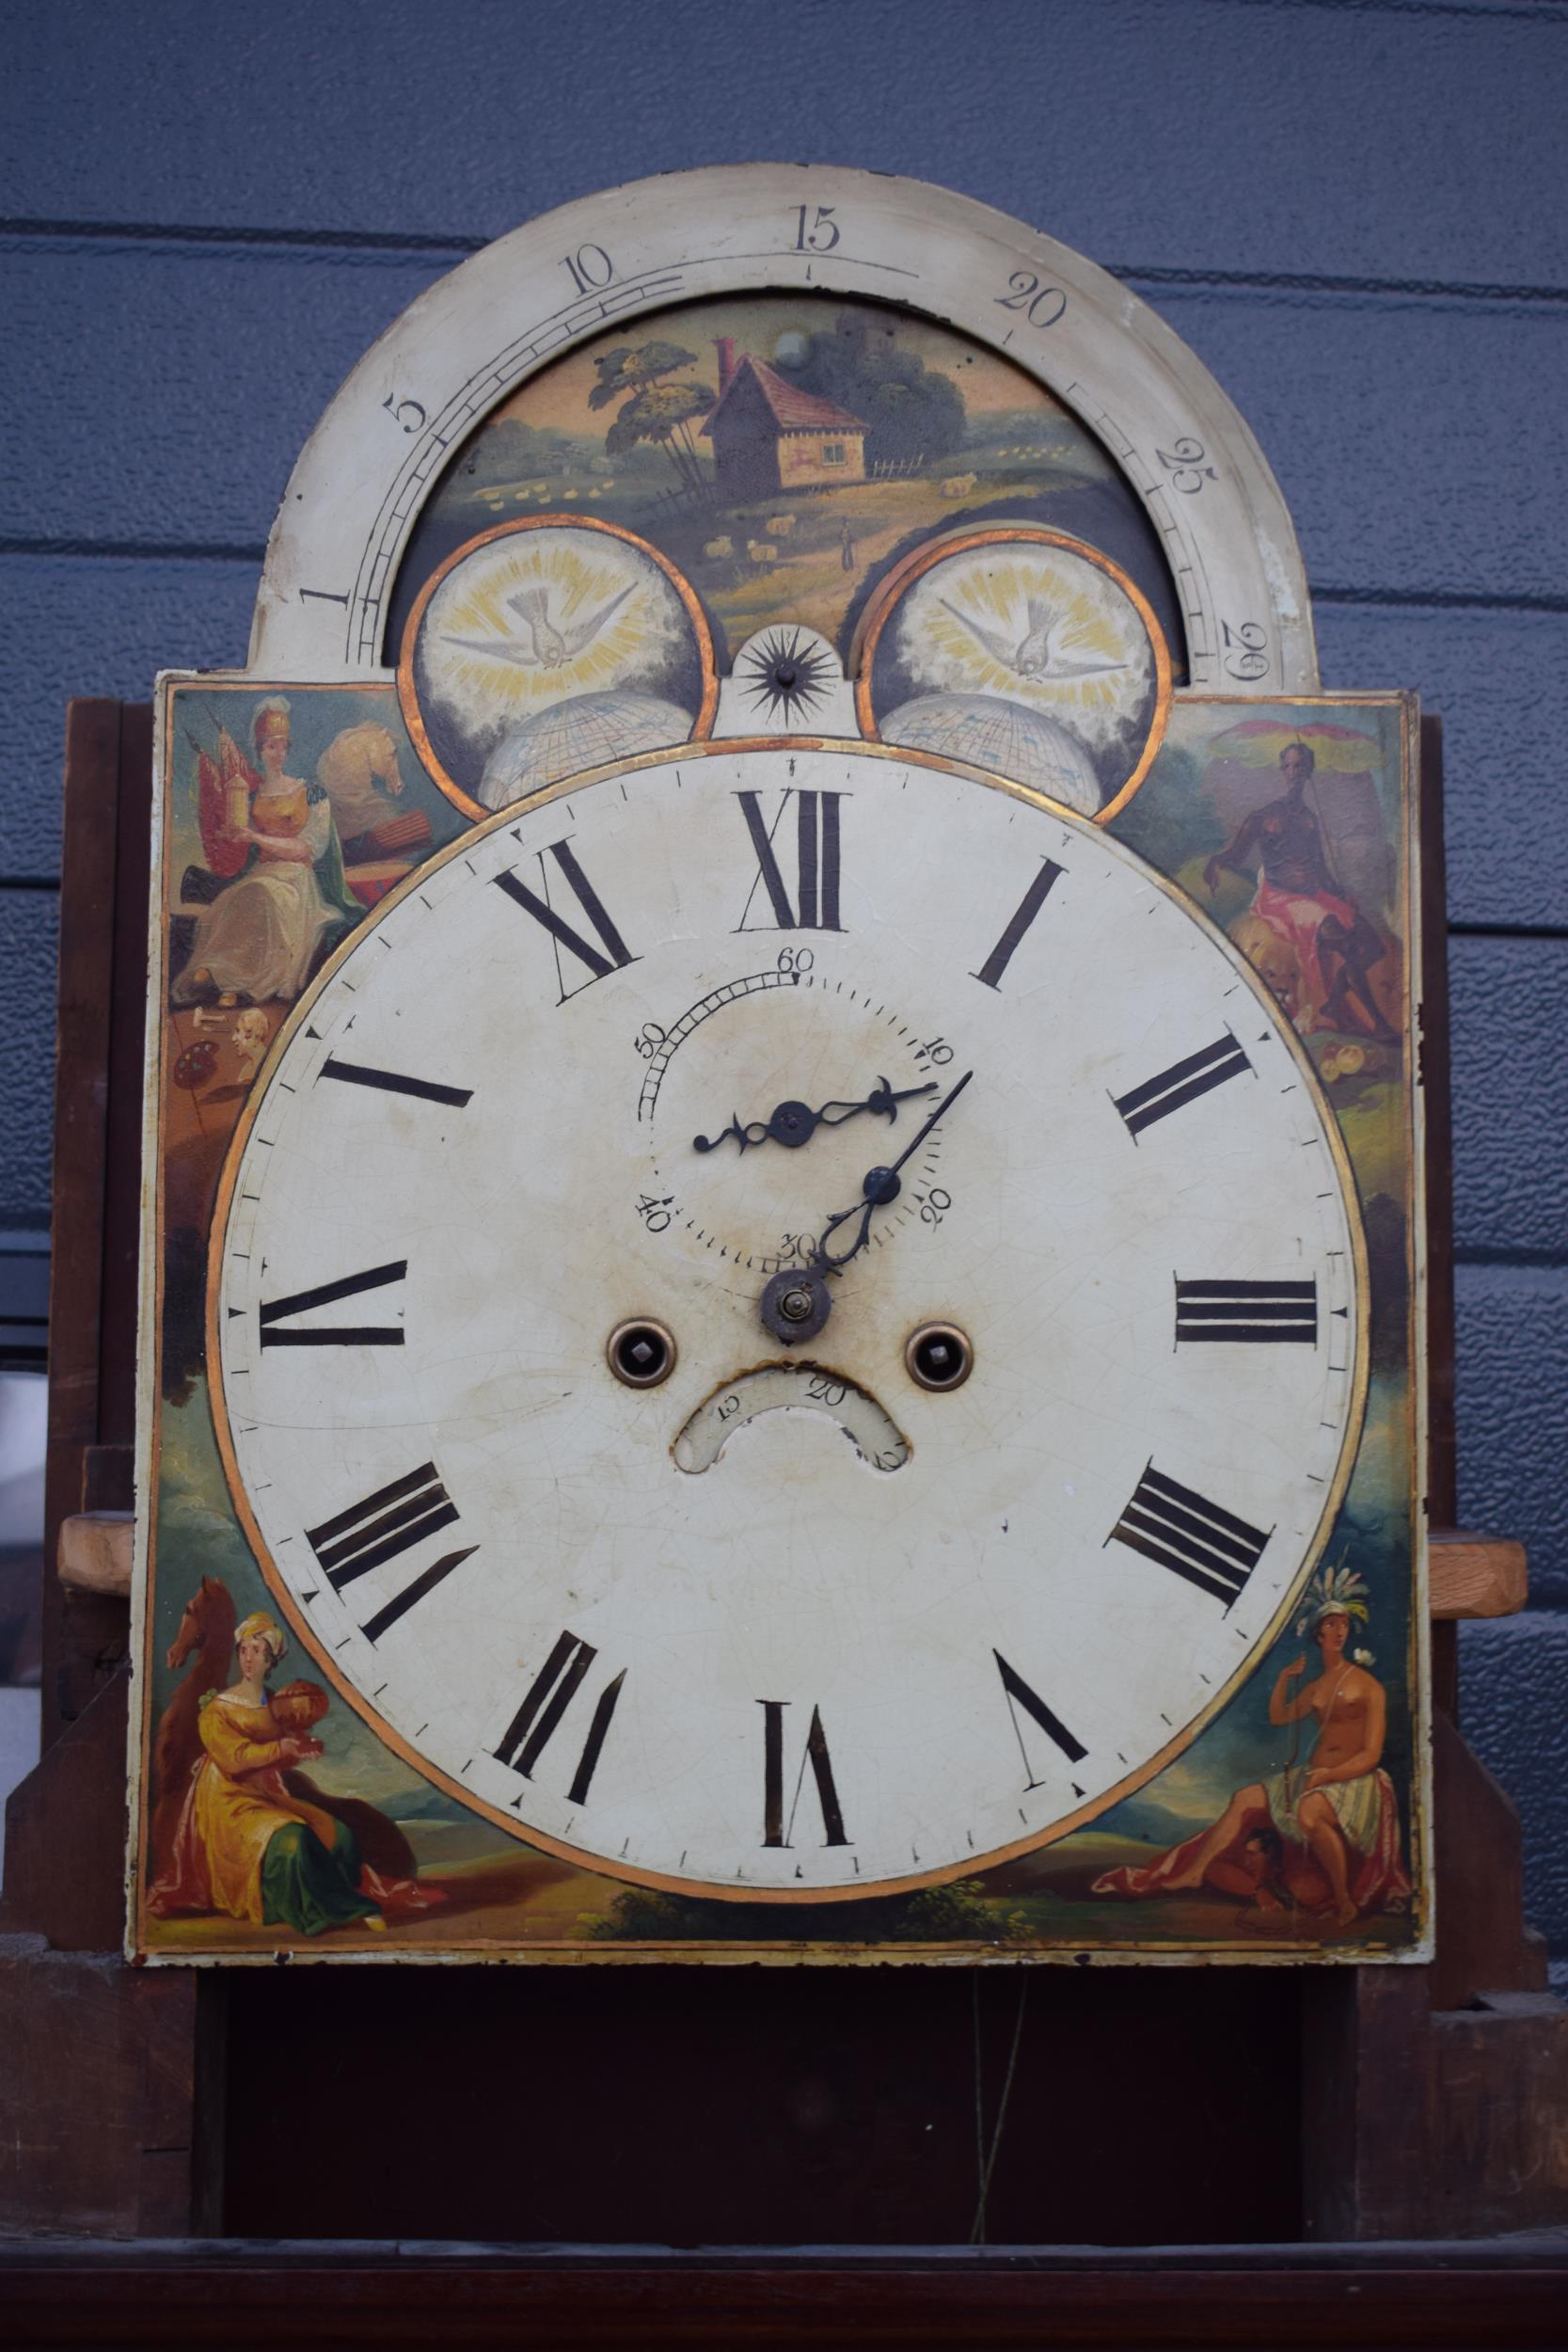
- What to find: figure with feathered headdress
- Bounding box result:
[1093,1558,1410,1930]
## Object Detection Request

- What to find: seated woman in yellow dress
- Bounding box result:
[151,1610,388,1936]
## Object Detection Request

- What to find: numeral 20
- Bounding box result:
[995,273,1067,329]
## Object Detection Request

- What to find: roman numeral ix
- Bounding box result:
[494,838,636,998]
[1108,1465,1270,1607]
[1175,1278,1318,1344]
[1113,1031,1252,1136]
[736,789,843,931]
[258,1260,406,1348]
[494,1630,626,1805]
[760,1700,849,1847]
[304,1461,476,1643]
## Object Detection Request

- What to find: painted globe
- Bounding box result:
[878,692,1101,816]
[479,690,694,809]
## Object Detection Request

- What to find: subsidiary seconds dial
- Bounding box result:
[213,741,1366,1902]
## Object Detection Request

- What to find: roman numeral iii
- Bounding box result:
[494,1630,626,1804]
[1108,1465,1270,1606]
[494,838,636,997]
[1175,1278,1318,1344]
[736,790,843,931]
[1113,1031,1252,1136]
[759,1700,849,1847]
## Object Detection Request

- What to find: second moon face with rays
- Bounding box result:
[401,519,716,817]
[861,530,1171,822]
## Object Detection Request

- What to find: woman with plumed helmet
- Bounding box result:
[174,697,357,1008]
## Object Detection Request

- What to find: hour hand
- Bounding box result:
[693,1077,937,1156]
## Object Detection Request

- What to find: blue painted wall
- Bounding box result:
[5,0,1564,1978]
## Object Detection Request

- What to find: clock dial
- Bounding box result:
[212,742,1365,1901]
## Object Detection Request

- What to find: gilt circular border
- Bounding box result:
[396,513,719,819]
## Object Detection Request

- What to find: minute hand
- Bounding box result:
[811,1069,974,1272]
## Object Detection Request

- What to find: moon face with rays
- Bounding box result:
[413,525,697,752]
[895,542,1157,756]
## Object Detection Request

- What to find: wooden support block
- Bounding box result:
[0,1936,198,2237]
[1427,1993,1568,2236]
[1429,1531,1528,1619]
[57,1511,134,1598]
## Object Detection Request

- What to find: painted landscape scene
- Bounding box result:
[388,294,1187,680]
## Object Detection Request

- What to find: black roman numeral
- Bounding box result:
[1113,1031,1252,1136]
[494,1630,626,1804]
[307,1462,459,1590]
[494,838,636,998]
[304,1462,475,1642]
[1108,1465,1270,1606]
[995,1651,1085,1788]
[972,857,1065,990]
[258,1260,406,1348]
[760,1700,849,1847]
[318,1056,472,1108]
[1175,1278,1318,1344]
[736,790,843,931]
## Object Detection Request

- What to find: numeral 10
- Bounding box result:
[561,244,614,295]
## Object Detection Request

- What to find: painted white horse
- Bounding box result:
[315,722,408,844]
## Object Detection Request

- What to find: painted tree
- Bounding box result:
[786,312,965,468]
[590,342,715,489]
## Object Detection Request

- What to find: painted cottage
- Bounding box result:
[703,338,867,498]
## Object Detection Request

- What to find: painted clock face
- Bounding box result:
[212,742,1365,1901]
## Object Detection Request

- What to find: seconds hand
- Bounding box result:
[812,1068,974,1271]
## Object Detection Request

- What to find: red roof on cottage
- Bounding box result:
[703,353,867,437]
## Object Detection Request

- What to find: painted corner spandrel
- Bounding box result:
[1039,691,1427,1958]
[133,680,508,1961]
